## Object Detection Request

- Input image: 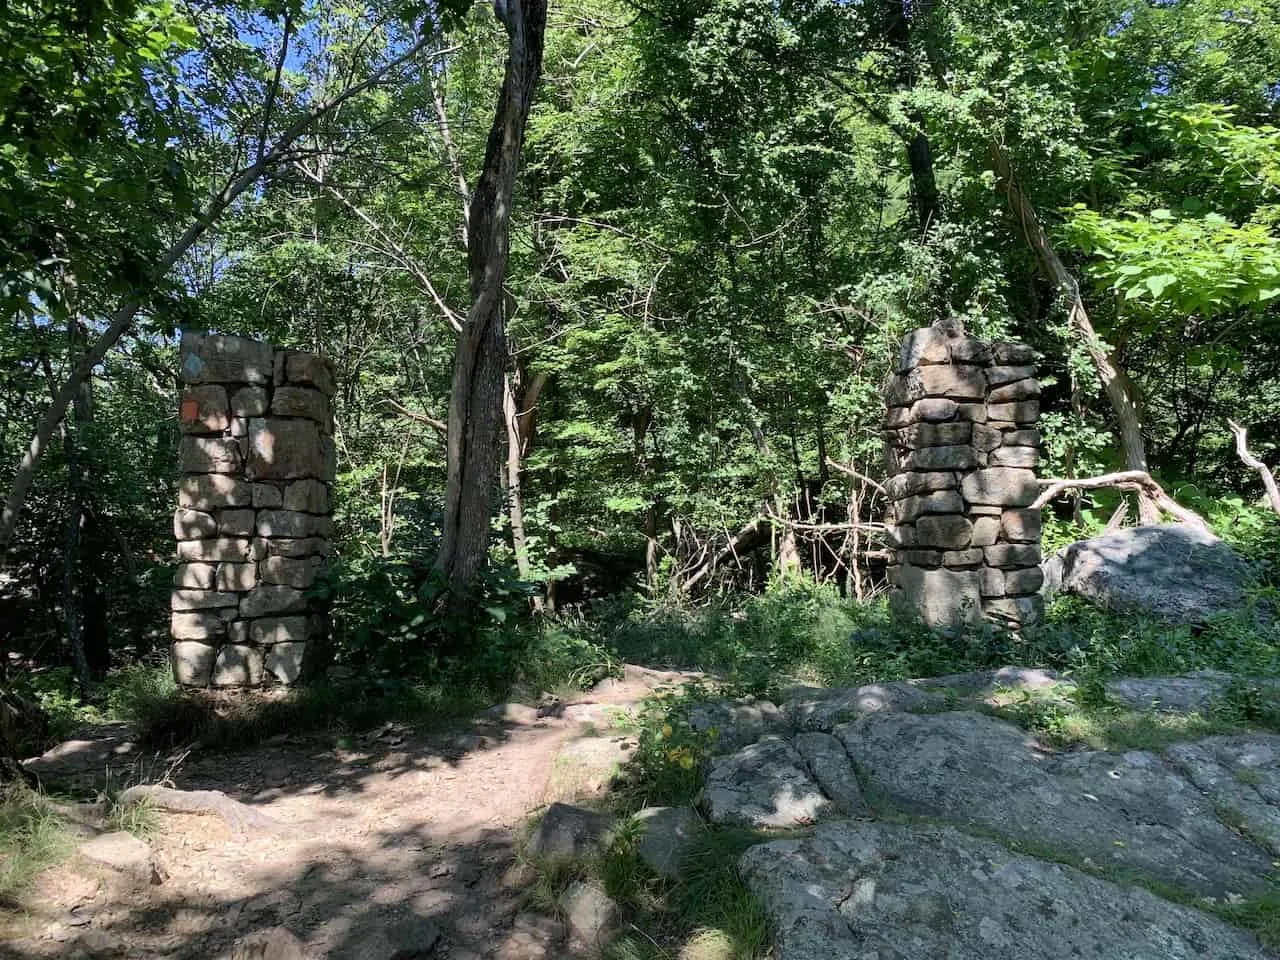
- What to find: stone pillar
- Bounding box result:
[883,326,1044,629]
[170,333,336,687]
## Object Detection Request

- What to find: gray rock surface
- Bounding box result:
[792,732,868,816]
[488,702,541,725]
[912,666,1071,700]
[782,682,941,730]
[1165,735,1280,856]
[1106,670,1280,714]
[227,927,309,960]
[740,821,1270,960]
[561,881,618,953]
[839,710,1273,897]
[325,911,441,960]
[688,696,789,752]
[1045,524,1254,622]
[77,831,157,886]
[527,803,615,860]
[635,806,702,878]
[23,723,138,793]
[703,737,832,827]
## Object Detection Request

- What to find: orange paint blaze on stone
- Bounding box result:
[180,399,199,423]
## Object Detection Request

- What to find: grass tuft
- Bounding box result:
[0,785,74,902]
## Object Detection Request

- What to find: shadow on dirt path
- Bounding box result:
[3,666,696,959]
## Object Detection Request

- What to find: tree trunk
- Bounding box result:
[61,415,91,697]
[990,144,1159,523]
[883,1,942,238]
[435,0,548,601]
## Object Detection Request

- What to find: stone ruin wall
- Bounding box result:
[883,326,1044,629]
[170,333,336,687]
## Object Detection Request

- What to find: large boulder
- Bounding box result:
[839,710,1273,898]
[23,723,138,794]
[740,821,1270,960]
[1043,524,1254,622]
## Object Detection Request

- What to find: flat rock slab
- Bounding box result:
[912,666,1072,700]
[782,682,941,731]
[77,831,156,886]
[548,735,631,801]
[527,803,615,859]
[840,711,1273,898]
[1107,671,1279,715]
[740,821,1270,960]
[1166,735,1280,856]
[1044,524,1255,623]
[703,736,832,828]
[23,723,138,793]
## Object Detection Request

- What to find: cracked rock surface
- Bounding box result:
[692,670,1280,960]
[740,821,1271,960]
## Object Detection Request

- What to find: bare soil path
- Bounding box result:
[4,666,693,960]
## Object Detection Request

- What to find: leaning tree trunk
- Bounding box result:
[435,0,548,602]
[990,144,1160,524]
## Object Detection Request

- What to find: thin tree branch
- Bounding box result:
[292,161,463,331]
[257,10,294,163]
[1228,420,1280,514]
[381,398,447,435]
[825,458,887,495]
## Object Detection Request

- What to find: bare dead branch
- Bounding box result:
[1104,499,1129,532]
[680,518,764,592]
[1033,471,1208,528]
[1228,420,1280,514]
[381,399,447,434]
[825,458,886,494]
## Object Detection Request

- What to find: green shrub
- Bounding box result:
[614,683,719,811]
[104,663,177,727]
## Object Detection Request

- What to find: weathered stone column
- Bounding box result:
[170,333,336,687]
[883,325,1044,629]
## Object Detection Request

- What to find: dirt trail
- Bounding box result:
[5,666,692,960]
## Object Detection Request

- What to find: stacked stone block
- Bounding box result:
[170,333,336,687]
[883,326,1044,629]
